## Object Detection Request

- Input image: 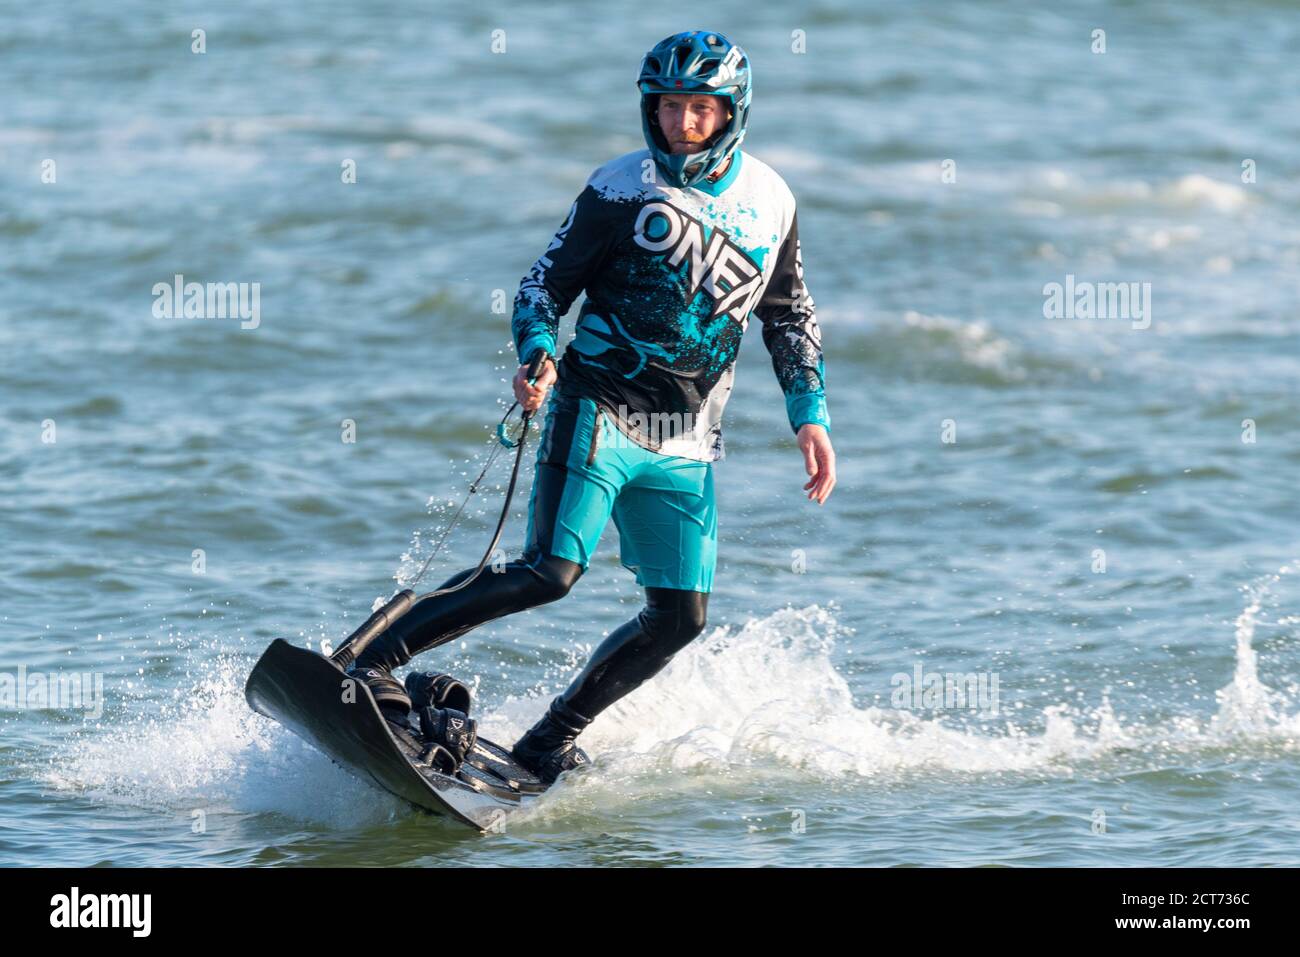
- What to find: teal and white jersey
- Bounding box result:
[512,147,829,462]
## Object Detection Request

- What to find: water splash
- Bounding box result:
[506,581,1299,801]
[38,647,406,828]
[1210,562,1297,737]
[36,566,1299,829]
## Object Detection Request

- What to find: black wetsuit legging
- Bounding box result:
[356,461,709,722]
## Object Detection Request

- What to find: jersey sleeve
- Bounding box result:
[753,210,831,435]
[511,178,620,365]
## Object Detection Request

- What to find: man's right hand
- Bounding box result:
[513,357,557,413]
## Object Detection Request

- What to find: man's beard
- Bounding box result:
[673,131,721,153]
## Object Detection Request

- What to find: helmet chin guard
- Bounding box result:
[637,31,751,189]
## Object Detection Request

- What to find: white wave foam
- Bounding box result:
[1162,174,1248,213]
[1027,171,1247,216]
[497,605,1137,786]
[900,310,1027,381]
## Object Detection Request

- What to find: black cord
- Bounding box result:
[408,400,535,601]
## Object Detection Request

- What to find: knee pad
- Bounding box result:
[643,587,709,646]
[524,553,584,603]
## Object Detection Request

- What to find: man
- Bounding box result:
[349,30,835,785]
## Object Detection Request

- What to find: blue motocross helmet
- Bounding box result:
[638,31,752,189]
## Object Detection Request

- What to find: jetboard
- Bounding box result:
[245,638,545,831]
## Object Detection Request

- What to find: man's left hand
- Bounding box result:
[797,424,836,505]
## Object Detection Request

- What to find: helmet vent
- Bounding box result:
[699,58,720,74]
[645,56,661,74]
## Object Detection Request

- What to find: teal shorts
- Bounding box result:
[522,393,717,593]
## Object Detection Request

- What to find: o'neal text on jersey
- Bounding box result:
[633,201,765,327]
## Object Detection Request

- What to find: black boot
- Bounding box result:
[511,698,593,785]
[349,629,414,721]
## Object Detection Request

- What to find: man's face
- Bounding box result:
[655,93,732,154]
